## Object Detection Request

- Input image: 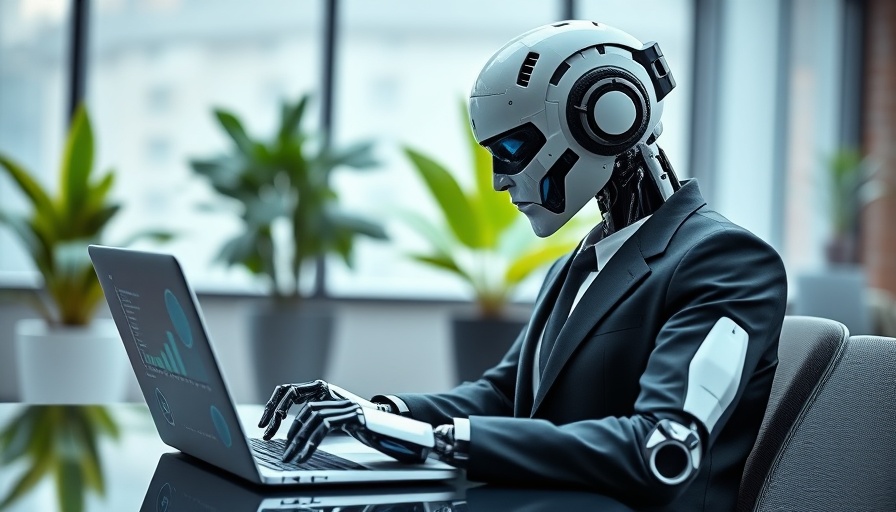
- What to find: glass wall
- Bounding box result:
[1,0,698,302]
[87,0,323,291]
[327,0,696,300]
[327,0,560,299]
[0,0,69,285]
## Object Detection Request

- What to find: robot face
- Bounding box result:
[480,123,578,237]
[469,20,674,237]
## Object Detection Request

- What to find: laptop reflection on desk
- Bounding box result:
[142,452,465,512]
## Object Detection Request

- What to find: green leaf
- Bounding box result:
[190,156,246,190]
[82,204,121,237]
[217,231,259,267]
[328,210,388,240]
[55,458,84,512]
[505,243,574,285]
[0,409,38,463]
[243,195,288,227]
[0,288,54,324]
[61,104,95,221]
[85,170,115,214]
[214,110,254,155]
[403,147,484,249]
[74,266,106,326]
[408,253,472,285]
[397,210,455,258]
[0,211,42,264]
[279,95,309,141]
[0,447,53,510]
[70,411,103,494]
[85,406,119,439]
[26,217,58,283]
[319,142,379,171]
[0,154,56,223]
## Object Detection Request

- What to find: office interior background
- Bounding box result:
[0,0,894,404]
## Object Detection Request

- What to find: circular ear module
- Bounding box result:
[566,66,651,156]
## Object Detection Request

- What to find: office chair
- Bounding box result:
[739,319,896,511]
[737,315,849,511]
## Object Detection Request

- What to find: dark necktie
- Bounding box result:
[539,247,598,373]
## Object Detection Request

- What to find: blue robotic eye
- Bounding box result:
[499,137,525,157]
[483,122,547,176]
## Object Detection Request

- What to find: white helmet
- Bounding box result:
[469,20,675,237]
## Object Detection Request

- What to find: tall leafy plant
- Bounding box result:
[402,102,581,318]
[0,105,170,325]
[190,94,387,298]
[0,106,168,511]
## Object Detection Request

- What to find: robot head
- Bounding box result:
[469,20,675,237]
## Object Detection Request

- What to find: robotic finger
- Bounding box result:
[283,401,363,463]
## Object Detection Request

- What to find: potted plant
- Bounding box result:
[0,405,119,512]
[402,102,582,383]
[0,105,171,403]
[823,148,881,264]
[190,93,387,400]
[793,148,887,334]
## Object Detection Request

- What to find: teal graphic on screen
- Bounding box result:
[135,289,209,383]
[210,405,233,448]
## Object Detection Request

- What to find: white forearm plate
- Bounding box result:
[363,408,435,449]
[683,317,748,433]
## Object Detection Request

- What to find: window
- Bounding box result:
[2,0,699,300]
[0,0,69,285]
[327,0,696,300]
[87,0,324,291]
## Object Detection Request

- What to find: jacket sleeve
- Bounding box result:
[462,227,787,505]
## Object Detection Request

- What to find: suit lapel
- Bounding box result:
[513,250,574,415]
[531,240,650,414]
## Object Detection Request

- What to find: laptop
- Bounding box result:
[88,245,458,485]
[141,452,465,512]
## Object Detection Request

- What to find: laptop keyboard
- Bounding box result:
[249,438,365,472]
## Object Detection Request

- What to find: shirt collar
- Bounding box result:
[581,215,652,271]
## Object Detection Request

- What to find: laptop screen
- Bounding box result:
[89,245,260,483]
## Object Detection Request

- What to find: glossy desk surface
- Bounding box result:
[0,403,639,511]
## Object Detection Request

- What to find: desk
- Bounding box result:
[0,403,638,512]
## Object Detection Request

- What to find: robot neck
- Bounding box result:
[595,144,680,237]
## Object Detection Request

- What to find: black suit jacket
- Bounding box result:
[396,180,787,511]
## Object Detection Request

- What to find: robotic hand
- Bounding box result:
[258,380,386,439]
[258,380,467,467]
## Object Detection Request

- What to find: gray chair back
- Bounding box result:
[741,327,896,510]
[737,316,849,511]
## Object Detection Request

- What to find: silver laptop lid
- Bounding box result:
[89,245,262,483]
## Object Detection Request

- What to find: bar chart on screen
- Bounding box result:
[113,284,210,386]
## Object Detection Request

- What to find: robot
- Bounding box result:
[259,20,785,506]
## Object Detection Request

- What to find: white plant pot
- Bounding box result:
[15,318,130,404]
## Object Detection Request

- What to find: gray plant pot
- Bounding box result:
[452,316,527,385]
[249,300,334,403]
